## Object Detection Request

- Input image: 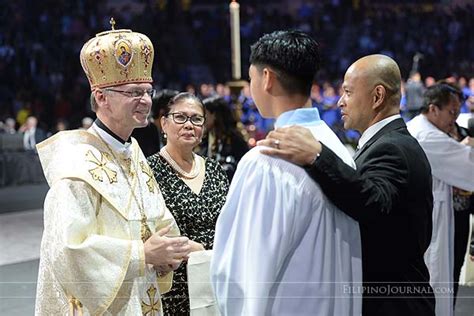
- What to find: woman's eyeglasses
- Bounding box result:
[166,112,205,126]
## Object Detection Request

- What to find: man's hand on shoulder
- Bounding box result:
[461,136,474,147]
[257,125,322,166]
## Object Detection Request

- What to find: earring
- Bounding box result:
[163,134,167,138]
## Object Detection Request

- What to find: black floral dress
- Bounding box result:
[147,153,229,315]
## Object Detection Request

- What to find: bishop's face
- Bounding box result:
[108,83,153,128]
[98,83,153,140]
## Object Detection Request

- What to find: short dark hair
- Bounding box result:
[249,30,320,96]
[420,82,463,113]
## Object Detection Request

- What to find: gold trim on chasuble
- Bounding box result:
[139,161,157,193]
[69,296,84,316]
[123,158,135,177]
[90,130,154,244]
[84,135,162,314]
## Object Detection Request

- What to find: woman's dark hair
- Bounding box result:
[202,96,239,137]
[152,89,179,119]
[165,92,205,116]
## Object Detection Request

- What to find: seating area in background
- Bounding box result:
[1,1,473,133]
[0,0,473,187]
[0,134,45,187]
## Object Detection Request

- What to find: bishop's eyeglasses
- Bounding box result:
[166,112,206,126]
[104,88,157,98]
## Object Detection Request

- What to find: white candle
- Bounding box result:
[229,0,241,80]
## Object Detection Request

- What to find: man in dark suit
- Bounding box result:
[21,116,46,151]
[258,54,435,316]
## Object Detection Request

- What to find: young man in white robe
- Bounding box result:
[407,83,474,316]
[210,30,362,316]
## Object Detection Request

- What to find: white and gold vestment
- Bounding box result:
[35,127,177,315]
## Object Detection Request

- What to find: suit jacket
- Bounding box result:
[306,118,435,316]
[35,127,47,144]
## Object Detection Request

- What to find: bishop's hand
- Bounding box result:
[144,225,191,267]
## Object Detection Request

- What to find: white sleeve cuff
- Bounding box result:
[125,240,145,280]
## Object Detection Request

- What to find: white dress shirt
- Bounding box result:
[358,114,401,149]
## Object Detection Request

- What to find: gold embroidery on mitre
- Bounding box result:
[86,150,118,184]
[89,40,108,76]
[139,161,156,193]
[114,37,134,69]
[79,23,154,90]
[139,37,152,69]
[141,284,161,315]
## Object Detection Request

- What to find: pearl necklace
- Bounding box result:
[159,146,201,179]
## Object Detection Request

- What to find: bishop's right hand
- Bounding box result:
[144,225,191,268]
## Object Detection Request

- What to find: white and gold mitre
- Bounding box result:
[80,18,154,90]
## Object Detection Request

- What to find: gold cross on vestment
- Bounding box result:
[141,285,161,315]
[86,150,118,184]
[140,161,156,193]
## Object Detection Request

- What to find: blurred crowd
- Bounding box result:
[1,0,474,147]
[2,76,473,152]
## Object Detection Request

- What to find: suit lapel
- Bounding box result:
[353,118,406,161]
[352,141,367,161]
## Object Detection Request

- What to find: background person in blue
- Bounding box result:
[211,30,362,316]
